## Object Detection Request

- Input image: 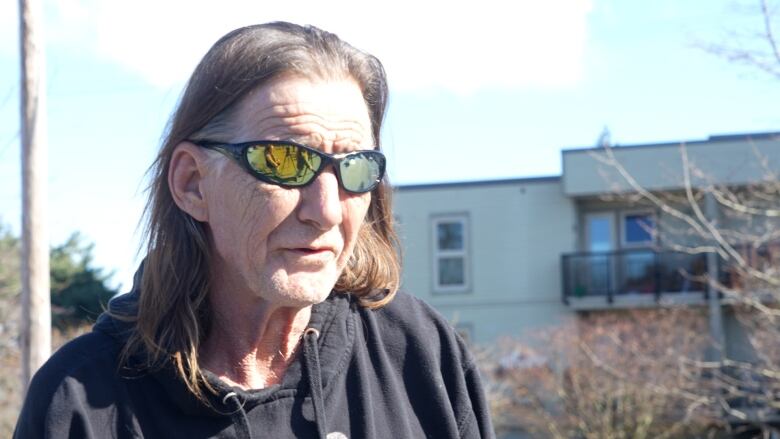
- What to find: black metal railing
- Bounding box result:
[562,248,708,303]
[717,242,780,294]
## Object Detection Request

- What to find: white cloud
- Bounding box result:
[43,0,592,94]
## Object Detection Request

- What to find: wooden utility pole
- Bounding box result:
[19,0,51,388]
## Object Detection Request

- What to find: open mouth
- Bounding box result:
[295,248,324,254]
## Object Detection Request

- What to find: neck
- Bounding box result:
[199,292,313,390]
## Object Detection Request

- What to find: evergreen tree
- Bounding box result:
[49,232,118,329]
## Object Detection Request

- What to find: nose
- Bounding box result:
[296,168,343,230]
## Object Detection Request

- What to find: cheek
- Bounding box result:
[206,179,298,260]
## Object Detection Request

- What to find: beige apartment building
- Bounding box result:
[393,132,780,364]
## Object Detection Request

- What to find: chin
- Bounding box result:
[265,271,339,307]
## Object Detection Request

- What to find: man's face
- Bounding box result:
[200,74,374,308]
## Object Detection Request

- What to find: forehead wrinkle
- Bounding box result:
[248,115,366,136]
[281,118,368,144]
[247,104,369,133]
[256,98,368,125]
[237,116,370,151]
[280,114,367,132]
[232,78,372,148]
[242,100,366,120]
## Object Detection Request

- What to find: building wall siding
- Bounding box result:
[394,179,576,343]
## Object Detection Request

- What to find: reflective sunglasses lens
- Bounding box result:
[339,152,384,193]
[246,144,322,186]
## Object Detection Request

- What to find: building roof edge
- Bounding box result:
[561,131,780,154]
[394,175,561,191]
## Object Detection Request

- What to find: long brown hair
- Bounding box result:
[121,22,400,400]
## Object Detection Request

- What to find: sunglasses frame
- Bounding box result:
[191,139,386,194]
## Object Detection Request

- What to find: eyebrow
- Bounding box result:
[283,135,373,154]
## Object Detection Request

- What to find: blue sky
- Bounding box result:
[1,0,779,290]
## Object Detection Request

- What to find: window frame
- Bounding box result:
[620,209,657,248]
[431,214,470,294]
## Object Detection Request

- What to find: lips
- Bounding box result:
[281,246,338,269]
[292,247,332,255]
[285,244,339,257]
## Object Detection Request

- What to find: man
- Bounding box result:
[15,22,495,438]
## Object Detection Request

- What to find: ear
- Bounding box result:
[169,142,210,222]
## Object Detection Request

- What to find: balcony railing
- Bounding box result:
[561,248,708,304]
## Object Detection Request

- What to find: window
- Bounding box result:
[585,212,614,252]
[432,215,469,293]
[621,211,656,246]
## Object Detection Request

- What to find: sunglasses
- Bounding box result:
[192,140,386,194]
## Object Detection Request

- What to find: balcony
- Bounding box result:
[561,249,709,310]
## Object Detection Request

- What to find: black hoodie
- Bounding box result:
[14,274,495,438]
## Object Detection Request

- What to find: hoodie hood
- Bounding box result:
[93,264,142,345]
[92,264,357,436]
[17,261,496,439]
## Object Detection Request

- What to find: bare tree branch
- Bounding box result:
[761,0,780,66]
